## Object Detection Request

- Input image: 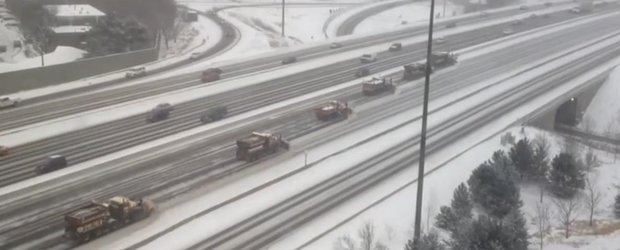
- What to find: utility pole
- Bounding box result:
[281,0,285,37]
[413,0,436,244]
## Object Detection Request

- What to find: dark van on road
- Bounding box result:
[36,155,67,174]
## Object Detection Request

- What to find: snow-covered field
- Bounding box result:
[0,46,85,73]
[354,1,464,34]
[582,67,620,135]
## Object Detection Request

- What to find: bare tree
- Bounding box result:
[583,177,603,227]
[533,201,551,250]
[334,235,357,250]
[553,196,581,238]
[533,134,551,202]
[334,222,389,250]
[584,149,601,172]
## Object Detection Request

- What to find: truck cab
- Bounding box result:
[36,155,67,174]
[0,96,20,109]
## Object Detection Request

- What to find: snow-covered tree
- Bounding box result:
[549,152,586,198]
[533,201,551,250]
[333,222,388,250]
[435,183,472,233]
[451,183,473,219]
[553,196,581,238]
[468,161,522,218]
[510,138,535,180]
[532,135,551,201]
[404,231,445,250]
[583,177,602,227]
[583,149,601,171]
[503,210,529,250]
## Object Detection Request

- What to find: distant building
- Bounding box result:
[44,4,106,26]
[50,25,91,48]
[43,5,105,48]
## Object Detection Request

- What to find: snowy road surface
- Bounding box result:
[68,14,620,249]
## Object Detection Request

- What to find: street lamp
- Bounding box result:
[281,0,285,37]
[413,0,437,244]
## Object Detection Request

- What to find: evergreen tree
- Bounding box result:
[549,152,586,198]
[503,210,529,250]
[435,206,457,232]
[487,150,519,182]
[532,143,549,178]
[468,162,522,218]
[85,14,150,57]
[615,193,620,218]
[404,231,445,250]
[435,183,472,233]
[451,183,473,219]
[510,138,535,180]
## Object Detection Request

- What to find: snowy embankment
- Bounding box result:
[0,46,86,73]
[582,66,620,134]
[0,20,26,63]
[160,14,222,59]
[4,12,222,101]
[75,17,620,249]
[354,1,464,35]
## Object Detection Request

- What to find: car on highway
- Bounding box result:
[147,103,174,123]
[544,2,553,7]
[125,66,147,79]
[388,43,402,51]
[434,37,446,44]
[200,106,228,124]
[479,11,489,17]
[445,21,457,28]
[190,52,201,60]
[502,28,515,35]
[529,13,539,19]
[35,155,68,174]
[0,96,20,109]
[0,146,10,157]
[570,7,582,13]
[330,42,343,49]
[355,67,371,78]
[281,56,297,65]
[542,13,551,18]
[360,53,377,63]
[519,5,529,10]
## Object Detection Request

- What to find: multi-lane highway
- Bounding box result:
[0,6,611,189]
[0,8,619,249]
[188,32,620,250]
[0,2,569,129]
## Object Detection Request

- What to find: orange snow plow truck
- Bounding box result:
[313,100,352,121]
[236,132,290,162]
[64,196,155,242]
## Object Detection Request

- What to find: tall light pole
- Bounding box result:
[281,0,285,37]
[413,0,436,243]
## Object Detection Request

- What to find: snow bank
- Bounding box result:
[354,1,464,34]
[0,46,86,73]
[582,66,620,134]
